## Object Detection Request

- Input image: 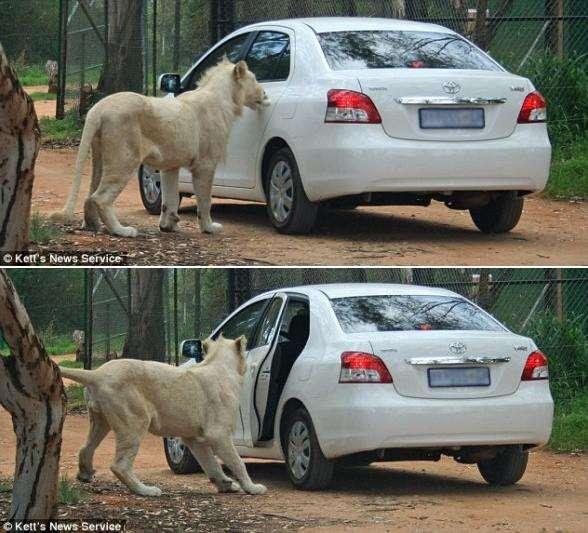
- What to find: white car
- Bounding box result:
[140,17,551,235]
[163,283,553,490]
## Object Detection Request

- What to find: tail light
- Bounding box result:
[325,89,382,124]
[339,352,392,383]
[521,350,549,381]
[517,91,547,123]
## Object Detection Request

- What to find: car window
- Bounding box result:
[245,31,290,82]
[252,297,284,348]
[184,32,251,90]
[279,299,309,342]
[215,299,267,347]
[318,31,500,71]
[331,295,503,333]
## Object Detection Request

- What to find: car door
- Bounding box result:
[236,294,287,447]
[212,296,270,442]
[218,29,293,189]
[177,31,254,186]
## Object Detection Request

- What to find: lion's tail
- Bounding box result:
[59,367,97,386]
[51,109,101,222]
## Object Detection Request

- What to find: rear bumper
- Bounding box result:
[297,124,551,202]
[311,381,553,459]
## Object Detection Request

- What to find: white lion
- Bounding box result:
[53,59,269,237]
[59,335,267,497]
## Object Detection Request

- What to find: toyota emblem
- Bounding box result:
[448,341,467,355]
[442,81,461,95]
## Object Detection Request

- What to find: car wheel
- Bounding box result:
[163,437,201,474]
[265,147,318,234]
[283,408,333,490]
[139,165,162,215]
[477,445,528,486]
[469,192,524,233]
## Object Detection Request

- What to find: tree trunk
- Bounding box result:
[0,43,40,251]
[98,0,145,95]
[122,269,166,361]
[0,270,66,519]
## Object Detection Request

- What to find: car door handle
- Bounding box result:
[405,356,511,365]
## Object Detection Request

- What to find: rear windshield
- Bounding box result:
[331,295,503,333]
[318,30,500,71]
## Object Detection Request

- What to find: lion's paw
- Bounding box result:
[201,222,223,235]
[135,485,162,497]
[115,226,139,238]
[245,483,267,495]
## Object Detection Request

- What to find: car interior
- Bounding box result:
[258,298,310,441]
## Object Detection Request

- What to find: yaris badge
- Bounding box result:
[442,81,461,95]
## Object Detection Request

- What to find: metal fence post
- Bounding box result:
[85,269,94,370]
[56,0,69,119]
[152,0,157,95]
[173,268,179,365]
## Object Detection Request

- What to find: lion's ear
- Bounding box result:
[233,60,248,80]
[235,335,247,353]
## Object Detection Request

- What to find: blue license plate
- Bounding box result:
[428,367,490,387]
[419,108,485,129]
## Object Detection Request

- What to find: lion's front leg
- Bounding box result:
[192,165,223,235]
[159,168,181,233]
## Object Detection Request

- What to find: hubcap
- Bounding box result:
[269,160,294,223]
[288,420,311,480]
[167,437,185,464]
[141,165,161,204]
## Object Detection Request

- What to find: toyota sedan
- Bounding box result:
[140,17,551,235]
[163,283,553,490]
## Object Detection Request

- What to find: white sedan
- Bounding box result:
[163,283,553,490]
[140,17,551,235]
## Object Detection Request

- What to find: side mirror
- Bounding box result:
[180,339,203,362]
[159,73,181,94]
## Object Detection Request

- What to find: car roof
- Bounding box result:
[256,283,459,300]
[241,17,453,35]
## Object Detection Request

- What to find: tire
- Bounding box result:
[139,165,162,215]
[163,437,201,474]
[477,445,528,486]
[283,408,334,490]
[469,192,524,233]
[265,147,318,234]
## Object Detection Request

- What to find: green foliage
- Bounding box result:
[29,213,62,245]
[29,92,57,101]
[545,135,588,200]
[525,312,587,403]
[519,54,588,147]
[59,476,86,505]
[59,359,83,369]
[39,110,83,144]
[65,384,87,411]
[14,64,47,87]
[0,479,11,493]
[40,322,76,356]
[550,391,588,452]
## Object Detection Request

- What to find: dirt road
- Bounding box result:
[1,409,586,531]
[29,148,587,266]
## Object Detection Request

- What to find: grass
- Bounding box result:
[16,64,47,86]
[29,212,62,245]
[545,135,588,200]
[59,359,83,369]
[65,384,87,411]
[29,91,56,101]
[59,476,87,505]
[39,110,83,144]
[549,391,588,453]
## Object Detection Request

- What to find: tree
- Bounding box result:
[122,269,166,361]
[98,0,145,95]
[0,43,40,251]
[0,270,66,519]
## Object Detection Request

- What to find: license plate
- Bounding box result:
[419,108,485,129]
[428,367,490,387]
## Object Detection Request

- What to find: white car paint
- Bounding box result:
[186,283,553,462]
[169,17,551,206]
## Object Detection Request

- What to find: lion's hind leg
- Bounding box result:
[78,407,110,482]
[82,137,104,232]
[183,439,241,493]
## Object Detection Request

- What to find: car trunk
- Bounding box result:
[367,331,529,399]
[355,69,530,141]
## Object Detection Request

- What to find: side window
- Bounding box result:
[185,32,250,90]
[245,31,290,82]
[252,297,284,348]
[279,299,309,345]
[215,299,267,347]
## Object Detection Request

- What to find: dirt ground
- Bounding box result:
[1,408,586,532]
[27,147,587,266]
